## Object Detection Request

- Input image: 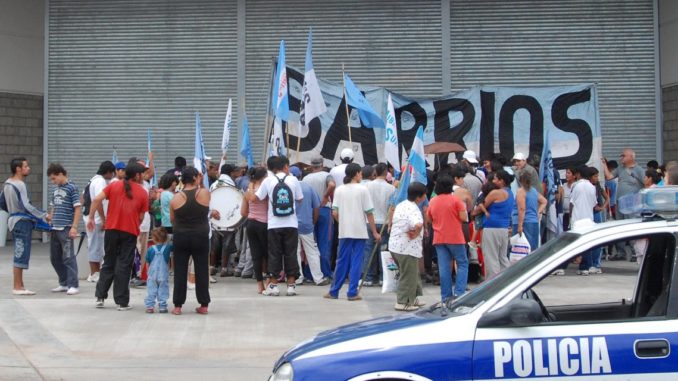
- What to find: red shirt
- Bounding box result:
[103,180,149,236]
[427,193,467,245]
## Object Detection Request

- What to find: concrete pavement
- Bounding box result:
[0,242,638,381]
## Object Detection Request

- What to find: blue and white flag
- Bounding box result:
[409,126,427,185]
[539,128,559,234]
[299,28,326,134]
[112,149,118,164]
[384,94,400,177]
[222,98,232,153]
[343,73,384,128]
[391,163,411,206]
[240,115,254,168]
[272,40,289,121]
[147,129,157,187]
[193,112,209,188]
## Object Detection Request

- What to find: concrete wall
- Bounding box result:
[0,0,44,95]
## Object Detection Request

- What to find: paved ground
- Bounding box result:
[0,242,638,381]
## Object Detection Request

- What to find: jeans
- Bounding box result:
[95,229,137,306]
[434,244,468,301]
[329,238,366,298]
[590,211,603,268]
[145,278,169,309]
[362,224,389,282]
[512,222,539,252]
[315,207,334,278]
[50,229,79,288]
[12,219,33,269]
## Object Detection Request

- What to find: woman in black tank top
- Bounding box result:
[169,167,213,315]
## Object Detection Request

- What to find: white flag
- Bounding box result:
[300,28,326,134]
[384,94,400,176]
[269,117,287,157]
[221,98,232,153]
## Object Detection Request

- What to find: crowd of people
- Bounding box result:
[3,146,678,312]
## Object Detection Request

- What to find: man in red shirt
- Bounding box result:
[87,163,149,310]
[426,175,469,305]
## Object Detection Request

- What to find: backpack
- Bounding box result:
[81,181,92,216]
[271,175,294,217]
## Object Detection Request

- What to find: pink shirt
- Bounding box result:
[248,197,268,223]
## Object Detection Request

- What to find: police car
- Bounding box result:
[270,187,678,381]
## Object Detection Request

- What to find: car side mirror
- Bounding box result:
[478,299,543,328]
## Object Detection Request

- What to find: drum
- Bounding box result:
[209,186,246,230]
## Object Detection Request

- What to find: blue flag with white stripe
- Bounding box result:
[240,115,254,168]
[343,73,384,128]
[539,128,559,234]
[409,126,427,185]
[271,40,289,121]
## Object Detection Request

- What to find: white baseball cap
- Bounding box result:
[462,150,478,164]
[340,148,354,161]
[512,152,527,161]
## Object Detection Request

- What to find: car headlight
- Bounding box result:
[269,363,294,381]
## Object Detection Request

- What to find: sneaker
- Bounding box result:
[577,270,590,276]
[394,303,419,311]
[117,305,132,311]
[209,266,216,276]
[347,295,363,301]
[323,293,338,299]
[262,283,280,296]
[158,308,168,314]
[414,299,426,307]
[241,273,253,279]
[51,285,68,293]
[195,306,209,315]
[66,287,79,295]
[12,289,36,296]
[551,269,566,276]
[315,277,331,286]
[171,307,182,315]
[187,282,196,290]
[209,276,217,284]
[130,278,146,288]
[589,267,603,274]
[234,270,242,277]
[146,307,155,314]
[86,273,99,283]
[295,277,305,286]
[362,280,374,287]
[95,298,104,308]
[219,269,234,277]
[286,284,297,296]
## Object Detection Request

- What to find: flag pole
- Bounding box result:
[342,63,352,144]
[261,58,276,164]
[295,127,301,163]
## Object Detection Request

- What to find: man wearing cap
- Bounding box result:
[461,150,484,202]
[290,166,329,286]
[512,152,542,195]
[112,162,126,182]
[330,148,354,186]
[302,157,336,278]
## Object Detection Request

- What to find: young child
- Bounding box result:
[145,227,173,313]
[47,163,82,295]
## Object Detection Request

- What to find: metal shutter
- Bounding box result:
[449,0,658,163]
[244,0,443,161]
[48,0,238,188]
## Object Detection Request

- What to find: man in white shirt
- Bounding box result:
[569,166,597,275]
[84,161,116,283]
[329,148,354,186]
[324,163,380,301]
[302,157,336,278]
[363,163,396,286]
[253,156,303,296]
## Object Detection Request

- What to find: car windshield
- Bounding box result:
[419,232,580,317]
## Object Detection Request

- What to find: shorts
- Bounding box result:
[87,223,105,262]
[12,219,33,269]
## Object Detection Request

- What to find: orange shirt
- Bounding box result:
[427,193,467,245]
[103,180,149,236]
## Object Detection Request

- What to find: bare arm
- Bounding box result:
[366,212,381,243]
[70,205,82,239]
[537,193,547,215]
[516,189,526,234]
[602,158,613,180]
[86,191,107,231]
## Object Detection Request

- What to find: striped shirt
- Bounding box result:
[50,181,80,229]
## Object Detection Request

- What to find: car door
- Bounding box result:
[471,231,678,380]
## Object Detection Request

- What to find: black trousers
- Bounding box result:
[95,229,137,306]
[173,231,211,307]
[246,219,268,281]
[267,227,299,278]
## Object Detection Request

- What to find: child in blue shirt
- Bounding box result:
[145,227,173,313]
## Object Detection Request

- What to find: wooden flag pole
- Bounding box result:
[342,63,352,144]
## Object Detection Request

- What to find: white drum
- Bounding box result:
[209,186,246,230]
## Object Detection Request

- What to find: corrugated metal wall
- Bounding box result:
[244,0,443,160]
[450,0,657,163]
[48,0,238,187]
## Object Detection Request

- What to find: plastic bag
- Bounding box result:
[509,233,531,263]
[468,244,479,264]
[381,251,400,294]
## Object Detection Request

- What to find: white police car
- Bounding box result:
[270,187,678,380]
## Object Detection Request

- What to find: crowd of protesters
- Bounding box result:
[3,146,677,312]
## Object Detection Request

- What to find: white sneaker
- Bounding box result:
[66,287,79,295]
[295,277,304,285]
[577,269,590,276]
[263,283,280,296]
[286,284,297,296]
[51,285,68,293]
[209,276,217,284]
[551,269,565,276]
[87,272,100,283]
[589,267,603,274]
[187,282,196,290]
